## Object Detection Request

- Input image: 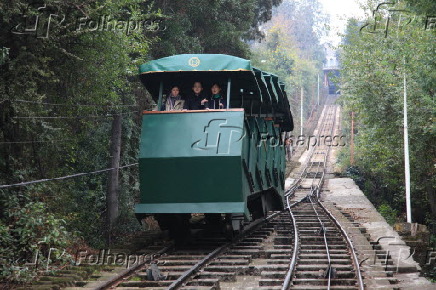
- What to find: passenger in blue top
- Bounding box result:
[206,83,226,109]
[184,81,208,110]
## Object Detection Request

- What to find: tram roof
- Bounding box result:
[139,54,252,73]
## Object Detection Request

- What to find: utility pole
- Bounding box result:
[107,114,122,244]
[300,87,303,136]
[350,112,354,165]
[403,59,412,223]
[317,74,320,106]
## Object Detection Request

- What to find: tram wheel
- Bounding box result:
[157,214,191,246]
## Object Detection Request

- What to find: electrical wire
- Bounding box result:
[12,111,140,119]
[0,139,75,144]
[0,163,138,189]
[5,99,139,107]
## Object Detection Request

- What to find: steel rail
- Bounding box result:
[308,194,333,289]
[282,105,333,289]
[282,105,342,289]
[166,213,279,289]
[281,194,303,290]
[317,201,365,290]
[291,105,330,192]
[307,105,364,289]
[167,244,227,290]
[95,244,173,290]
[309,106,337,289]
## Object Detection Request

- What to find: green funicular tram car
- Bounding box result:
[136,54,293,237]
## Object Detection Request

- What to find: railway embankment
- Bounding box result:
[323,178,432,289]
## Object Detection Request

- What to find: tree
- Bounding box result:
[250,0,326,134]
[150,0,284,58]
[339,1,435,228]
[0,0,157,280]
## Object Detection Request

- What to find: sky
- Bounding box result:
[319,0,365,44]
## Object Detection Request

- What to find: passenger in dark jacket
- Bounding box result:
[184,81,208,110]
[206,83,226,109]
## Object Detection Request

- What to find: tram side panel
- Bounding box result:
[136,110,249,218]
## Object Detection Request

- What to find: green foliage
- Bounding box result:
[339,1,435,229]
[430,234,436,248]
[378,204,399,225]
[0,199,72,282]
[0,0,154,274]
[403,0,436,15]
[250,0,326,132]
[0,1,285,283]
[151,0,283,58]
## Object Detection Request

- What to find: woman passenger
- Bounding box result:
[164,85,185,111]
[207,83,226,109]
[184,81,208,110]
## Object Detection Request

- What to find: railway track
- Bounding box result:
[106,213,293,289]
[283,104,363,289]
[66,104,364,289]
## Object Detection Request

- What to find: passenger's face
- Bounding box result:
[171,87,179,96]
[192,82,203,94]
[211,85,221,95]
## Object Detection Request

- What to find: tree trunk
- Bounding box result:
[107,114,122,244]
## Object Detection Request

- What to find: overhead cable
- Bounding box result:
[0,139,74,144]
[0,163,138,189]
[6,99,139,107]
[12,111,139,119]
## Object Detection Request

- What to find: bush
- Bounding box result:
[378,203,398,226]
[0,201,73,283]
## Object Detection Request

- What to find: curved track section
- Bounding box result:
[283,105,364,289]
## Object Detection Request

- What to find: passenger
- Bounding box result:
[164,86,185,111]
[206,83,226,109]
[183,81,208,110]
